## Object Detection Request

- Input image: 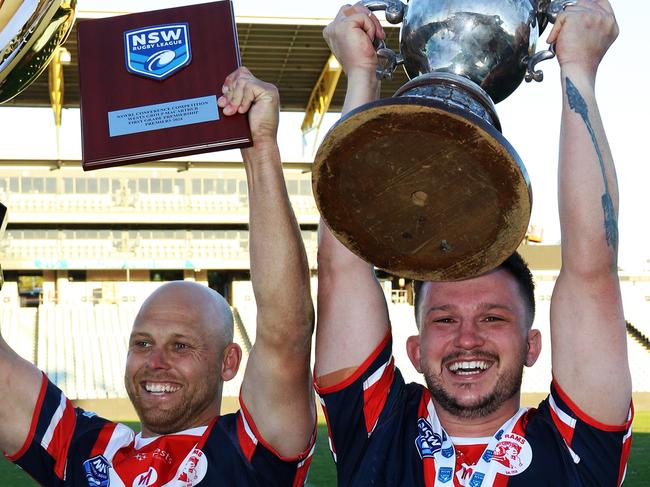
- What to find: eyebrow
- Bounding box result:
[424,302,515,317]
[129,332,195,341]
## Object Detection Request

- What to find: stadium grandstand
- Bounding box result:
[0,1,649,423]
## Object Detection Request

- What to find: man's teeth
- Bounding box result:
[448,361,490,375]
[145,383,180,393]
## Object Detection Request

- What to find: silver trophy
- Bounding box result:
[313,0,574,281]
[0,0,76,103]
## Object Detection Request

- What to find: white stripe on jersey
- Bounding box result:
[362,357,392,392]
[297,444,316,468]
[240,410,258,446]
[104,423,136,462]
[134,425,207,449]
[549,393,577,430]
[41,391,67,451]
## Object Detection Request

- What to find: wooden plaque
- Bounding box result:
[77,1,251,170]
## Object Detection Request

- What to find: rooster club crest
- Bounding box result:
[492,433,533,476]
[83,455,111,487]
[176,448,208,486]
[124,23,191,80]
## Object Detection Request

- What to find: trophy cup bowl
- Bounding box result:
[313,0,572,281]
[0,0,76,103]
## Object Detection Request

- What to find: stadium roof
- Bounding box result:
[3,15,408,112]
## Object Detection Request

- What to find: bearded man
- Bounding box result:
[314,1,632,486]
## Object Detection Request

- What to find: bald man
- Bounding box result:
[0,69,316,486]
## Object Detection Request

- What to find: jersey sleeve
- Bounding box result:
[314,332,403,480]
[545,379,633,487]
[235,398,316,486]
[5,374,109,486]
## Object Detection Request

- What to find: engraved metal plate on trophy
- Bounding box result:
[313,0,573,281]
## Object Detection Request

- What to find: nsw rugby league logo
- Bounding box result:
[124,23,192,80]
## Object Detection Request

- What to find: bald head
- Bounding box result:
[135,281,234,345]
[126,281,241,436]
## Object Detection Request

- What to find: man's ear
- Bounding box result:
[221,343,242,381]
[406,334,422,373]
[525,329,542,367]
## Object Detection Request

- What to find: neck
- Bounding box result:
[433,395,522,438]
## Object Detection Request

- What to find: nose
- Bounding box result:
[453,320,485,350]
[146,346,172,370]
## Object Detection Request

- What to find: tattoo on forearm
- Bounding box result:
[565,77,618,251]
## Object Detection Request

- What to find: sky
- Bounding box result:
[1,0,648,270]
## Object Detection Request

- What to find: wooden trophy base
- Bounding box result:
[313,97,531,281]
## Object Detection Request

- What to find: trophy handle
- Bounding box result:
[523,0,577,83]
[361,0,408,80]
[362,0,406,24]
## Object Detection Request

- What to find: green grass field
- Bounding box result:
[1,413,648,485]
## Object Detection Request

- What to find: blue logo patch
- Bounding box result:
[124,23,191,80]
[495,429,504,441]
[83,455,110,487]
[470,472,486,487]
[438,467,453,483]
[482,449,494,462]
[441,446,454,458]
[415,418,442,458]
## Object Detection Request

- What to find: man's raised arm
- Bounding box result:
[315,3,392,386]
[0,305,43,455]
[218,68,315,457]
[548,0,631,424]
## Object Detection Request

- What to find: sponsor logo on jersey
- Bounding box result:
[176,448,208,486]
[133,467,157,487]
[124,23,192,80]
[437,467,453,483]
[492,433,533,476]
[415,418,442,459]
[83,455,111,487]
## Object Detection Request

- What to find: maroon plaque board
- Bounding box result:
[77,1,251,170]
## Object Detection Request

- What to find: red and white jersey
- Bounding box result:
[6,375,315,486]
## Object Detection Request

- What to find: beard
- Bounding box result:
[125,374,220,435]
[422,348,526,420]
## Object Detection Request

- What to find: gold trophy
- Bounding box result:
[0,0,76,103]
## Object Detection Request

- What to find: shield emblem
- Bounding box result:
[83,455,111,487]
[437,467,453,483]
[470,472,485,487]
[124,23,191,80]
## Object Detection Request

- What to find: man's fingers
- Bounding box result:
[337,2,384,41]
[546,15,563,44]
[368,12,385,40]
[219,71,277,116]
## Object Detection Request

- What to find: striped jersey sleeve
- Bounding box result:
[545,380,633,486]
[5,374,108,486]
[314,333,400,480]
[235,398,316,486]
